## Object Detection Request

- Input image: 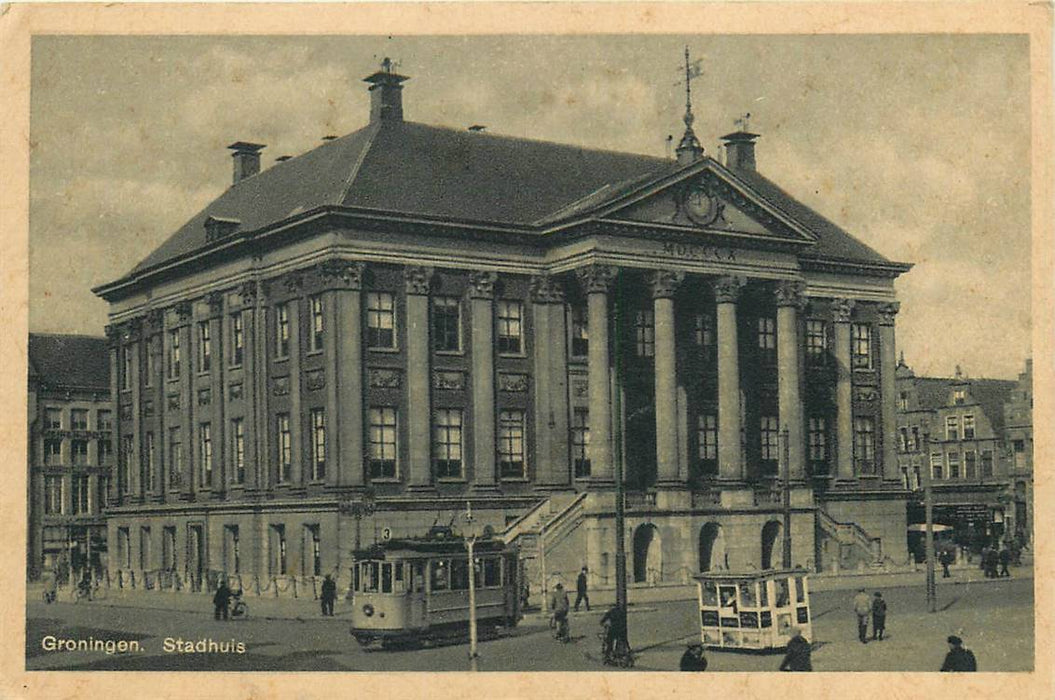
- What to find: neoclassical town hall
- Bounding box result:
[94,61,911,596]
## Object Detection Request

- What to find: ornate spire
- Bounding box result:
[675,46,704,165]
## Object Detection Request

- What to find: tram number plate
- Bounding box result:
[381,527,392,541]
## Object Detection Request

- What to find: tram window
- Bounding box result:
[362,562,380,593]
[413,563,426,593]
[394,562,406,593]
[482,558,502,588]
[395,562,405,582]
[702,581,718,606]
[719,586,737,608]
[431,560,450,591]
[739,582,757,607]
[759,581,769,607]
[353,565,360,592]
[381,563,393,593]
[775,579,790,607]
[451,558,469,591]
[795,577,805,604]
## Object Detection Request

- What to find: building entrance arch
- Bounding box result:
[698,522,726,572]
[761,520,782,570]
[632,523,662,584]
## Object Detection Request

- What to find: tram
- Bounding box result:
[348,527,521,648]
[694,568,812,651]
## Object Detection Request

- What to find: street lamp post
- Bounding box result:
[922,431,937,613]
[781,427,793,569]
[339,489,377,553]
[464,501,479,671]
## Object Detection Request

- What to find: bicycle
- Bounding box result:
[598,629,634,668]
[230,592,249,619]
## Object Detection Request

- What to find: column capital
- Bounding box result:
[403,265,434,296]
[876,301,901,327]
[649,270,685,299]
[206,291,225,317]
[576,264,617,294]
[317,259,365,291]
[144,307,165,331]
[713,275,746,304]
[283,271,305,295]
[831,297,856,323]
[174,301,193,325]
[239,280,259,306]
[104,323,122,342]
[774,280,807,309]
[468,270,498,300]
[530,274,565,304]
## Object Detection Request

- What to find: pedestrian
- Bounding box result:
[986,547,1000,578]
[940,549,952,578]
[213,579,233,621]
[320,574,337,616]
[680,643,708,671]
[551,583,570,641]
[573,566,590,612]
[852,588,871,643]
[600,602,629,661]
[871,592,887,640]
[940,635,977,671]
[999,546,1012,578]
[779,627,812,671]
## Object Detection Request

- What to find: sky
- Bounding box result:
[28,34,1031,379]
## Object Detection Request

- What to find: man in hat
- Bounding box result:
[779,627,812,671]
[551,583,570,641]
[871,591,887,641]
[680,643,708,671]
[574,566,590,612]
[852,588,872,643]
[320,574,337,616]
[941,635,977,671]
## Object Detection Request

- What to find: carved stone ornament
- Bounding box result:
[855,387,878,402]
[370,368,403,389]
[498,372,530,393]
[167,394,181,411]
[143,399,155,417]
[648,270,685,300]
[197,388,212,406]
[174,301,193,324]
[317,259,365,291]
[272,376,290,396]
[712,275,746,304]
[239,281,258,306]
[104,324,121,342]
[306,369,326,391]
[206,291,225,316]
[228,382,244,401]
[831,297,857,324]
[572,379,589,399]
[283,271,304,295]
[576,264,617,295]
[403,265,434,296]
[876,301,901,327]
[774,280,807,309]
[529,275,565,304]
[433,370,466,391]
[146,308,165,330]
[468,270,498,300]
[119,404,133,421]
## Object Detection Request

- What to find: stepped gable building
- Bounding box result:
[93,60,912,596]
[28,334,113,581]
[895,358,1026,555]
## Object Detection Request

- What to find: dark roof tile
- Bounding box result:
[28,334,110,390]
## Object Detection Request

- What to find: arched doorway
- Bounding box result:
[698,523,726,572]
[632,524,662,584]
[761,521,782,570]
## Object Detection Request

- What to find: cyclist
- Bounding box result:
[600,602,628,663]
[550,583,570,642]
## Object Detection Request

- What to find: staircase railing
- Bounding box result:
[817,508,882,562]
[498,497,549,544]
[539,492,588,551]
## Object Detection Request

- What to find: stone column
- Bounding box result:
[776,281,806,480]
[239,281,261,491]
[650,270,685,485]
[328,262,365,487]
[576,265,617,484]
[469,271,498,489]
[714,276,745,480]
[284,274,303,486]
[530,275,567,486]
[832,298,856,480]
[877,302,901,481]
[104,324,122,504]
[127,320,142,499]
[404,265,434,489]
[206,293,224,494]
[175,302,194,499]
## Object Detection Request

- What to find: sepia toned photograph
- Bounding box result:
[5,4,1050,689]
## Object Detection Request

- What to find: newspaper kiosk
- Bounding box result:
[694,568,812,651]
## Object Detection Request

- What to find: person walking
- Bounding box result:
[680,643,708,671]
[779,627,812,671]
[999,546,1012,578]
[600,602,629,661]
[213,580,233,621]
[852,588,871,643]
[871,592,887,640]
[940,548,952,578]
[320,574,337,616]
[940,635,977,671]
[985,547,999,578]
[574,567,590,612]
[551,583,570,642]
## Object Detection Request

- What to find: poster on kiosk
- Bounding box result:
[694,569,812,651]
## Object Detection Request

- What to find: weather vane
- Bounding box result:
[673,46,704,160]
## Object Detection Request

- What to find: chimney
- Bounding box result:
[720,130,759,171]
[363,57,409,123]
[227,141,266,184]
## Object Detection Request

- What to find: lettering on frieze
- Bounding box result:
[658,241,737,263]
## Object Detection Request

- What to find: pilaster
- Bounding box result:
[469,270,498,490]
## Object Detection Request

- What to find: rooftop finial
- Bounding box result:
[674,46,704,165]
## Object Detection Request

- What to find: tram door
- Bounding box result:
[408,561,427,628]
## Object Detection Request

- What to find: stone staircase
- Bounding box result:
[500,492,588,603]
[816,507,893,572]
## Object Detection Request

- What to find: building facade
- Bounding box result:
[27,334,113,581]
[895,358,1030,557]
[94,62,912,597]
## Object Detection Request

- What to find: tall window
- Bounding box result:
[805,320,828,365]
[275,303,290,358]
[964,450,977,480]
[898,391,908,411]
[931,452,944,480]
[760,416,779,472]
[97,476,109,509]
[981,450,993,478]
[757,317,777,363]
[163,527,177,570]
[498,410,526,478]
[311,409,326,481]
[305,524,322,576]
[912,463,922,490]
[634,310,655,357]
[121,435,134,493]
[118,528,131,569]
[71,409,88,431]
[121,346,132,390]
[694,313,715,348]
[71,439,89,466]
[808,417,828,465]
[98,410,113,431]
[572,409,591,478]
[198,321,212,372]
[231,418,245,484]
[570,306,589,357]
[696,413,718,474]
[98,437,112,464]
[497,300,523,354]
[224,525,241,574]
[911,426,920,452]
[199,423,213,488]
[851,323,872,369]
[231,312,245,366]
[432,297,462,353]
[854,417,876,467]
[963,415,975,439]
[368,407,398,479]
[145,432,156,493]
[44,438,62,466]
[277,414,292,483]
[168,427,182,488]
[899,427,909,453]
[946,416,959,441]
[72,475,90,514]
[270,525,287,576]
[167,330,181,380]
[140,527,152,570]
[44,475,63,514]
[948,451,961,479]
[310,295,324,352]
[366,292,396,349]
[45,408,62,430]
[433,409,463,479]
